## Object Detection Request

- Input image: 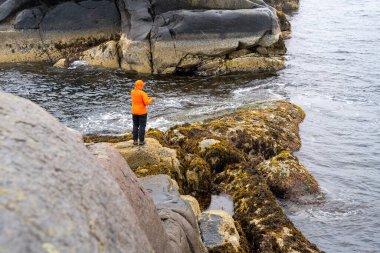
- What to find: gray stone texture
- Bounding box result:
[87,143,174,253]
[139,175,208,253]
[0,0,33,22]
[40,0,120,31]
[14,7,44,29]
[0,92,155,253]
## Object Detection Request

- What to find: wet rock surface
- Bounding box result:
[199,210,242,253]
[256,150,320,200]
[0,92,156,252]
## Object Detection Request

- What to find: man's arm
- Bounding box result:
[142,91,154,106]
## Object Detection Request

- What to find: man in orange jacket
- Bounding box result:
[131,80,155,145]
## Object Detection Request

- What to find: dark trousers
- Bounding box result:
[132,114,147,142]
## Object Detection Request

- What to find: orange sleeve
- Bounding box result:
[142,91,154,106]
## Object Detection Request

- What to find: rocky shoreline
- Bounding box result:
[0,0,297,75]
[0,90,323,252]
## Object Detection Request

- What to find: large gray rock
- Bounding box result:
[199,210,241,253]
[87,143,174,253]
[0,0,32,22]
[40,0,120,32]
[0,92,155,253]
[139,175,207,253]
[14,7,44,29]
[151,8,280,74]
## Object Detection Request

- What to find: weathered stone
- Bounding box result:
[110,138,184,188]
[80,40,120,69]
[40,1,120,32]
[140,175,207,253]
[53,58,68,68]
[0,92,155,253]
[0,0,32,22]
[277,10,291,31]
[199,210,241,253]
[215,164,322,252]
[151,8,281,74]
[256,151,320,199]
[87,143,174,253]
[180,195,202,220]
[118,36,152,74]
[228,49,251,59]
[226,53,284,73]
[264,0,299,11]
[182,154,212,193]
[14,7,44,29]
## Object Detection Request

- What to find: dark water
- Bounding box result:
[1,0,380,251]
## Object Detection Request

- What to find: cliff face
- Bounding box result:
[0,0,293,75]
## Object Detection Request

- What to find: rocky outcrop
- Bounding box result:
[199,210,243,253]
[264,0,300,11]
[181,195,202,220]
[0,0,288,75]
[256,151,320,199]
[87,143,174,253]
[215,165,322,253]
[0,92,157,252]
[139,175,207,253]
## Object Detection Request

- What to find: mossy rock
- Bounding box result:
[183,154,212,194]
[83,132,132,143]
[256,151,320,200]
[214,164,322,253]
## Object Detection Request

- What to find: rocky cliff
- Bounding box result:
[0,0,294,75]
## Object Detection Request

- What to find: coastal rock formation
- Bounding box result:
[139,175,207,253]
[199,210,243,253]
[256,151,320,199]
[181,195,202,220]
[0,92,156,252]
[87,143,174,253]
[215,165,322,253]
[0,0,287,75]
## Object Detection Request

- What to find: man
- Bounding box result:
[131,80,155,145]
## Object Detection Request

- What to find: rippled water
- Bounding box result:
[1,0,380,251]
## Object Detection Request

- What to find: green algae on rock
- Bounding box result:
[256,151,320,199]
[215,164,322,253]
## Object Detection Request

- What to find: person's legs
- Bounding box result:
[138,114,147,144]
[132,114,140,145]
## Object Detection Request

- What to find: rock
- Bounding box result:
[228,49,251,59]
[276,10,291,31]
[256,46,268,55]
[167,101,305,166]
[215,164,322,252]
[256,151,320,199]
[118,36,152,74]
[53,58,68,68]
[110,138,184,187]
[182,154,212,193]
[0,92,156,252]
[40,1,120,32]
[0,0,32,22]
[139,175,207,253]
[151,8,281,74]
[225,53,284,73]
[80,40,120,69]
[199,210,241,253]
[14,7,44,29]
[66,126,83,142]
[264,0,300,11]
[87,143,174,253]
[180,195,202,220]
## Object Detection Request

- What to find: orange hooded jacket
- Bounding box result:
[131,80,154,115]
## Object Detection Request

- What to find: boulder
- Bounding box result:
[80,40,120,69]
[225,53,284,73]
[14,7,44,29]
[0,0,32,22]
[110,138,184,187]
[87,143,174,253]
[139,175,207,253]
[199,210,241,253]
[0,92,155,252]
[53,58,68,68]
[180,195,202,220]
[40,1,120,32]
[264,0,299,11]
[215,164,322,252]
[151,8,281,74]
[256,151,320,199]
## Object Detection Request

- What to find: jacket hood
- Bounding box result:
[135,80,144,90]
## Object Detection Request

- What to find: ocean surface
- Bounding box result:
[1,0,380,251]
